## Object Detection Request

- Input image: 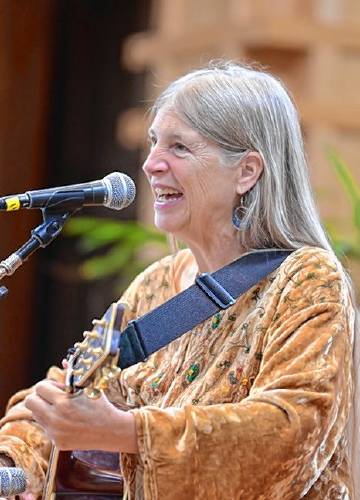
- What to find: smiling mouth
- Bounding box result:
[154,187,184,202]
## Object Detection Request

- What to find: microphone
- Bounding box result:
[0,172,136,212]
[0,467,27,496]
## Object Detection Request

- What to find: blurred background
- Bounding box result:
[0,0,359,413]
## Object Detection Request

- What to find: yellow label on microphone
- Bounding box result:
[5,197,21,211]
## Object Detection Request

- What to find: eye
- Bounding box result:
[148,135,157,149]
[172,142,190,155]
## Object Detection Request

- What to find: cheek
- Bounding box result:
[181,161,213,194]
[188,167,223,200]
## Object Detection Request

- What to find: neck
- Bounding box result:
[185,228,245,274]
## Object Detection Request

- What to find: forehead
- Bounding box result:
[149,107,203,141]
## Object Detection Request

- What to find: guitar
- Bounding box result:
[43,302,125,499]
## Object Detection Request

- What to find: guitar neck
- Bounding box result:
[43,445,60,500]
[42,303,124,499]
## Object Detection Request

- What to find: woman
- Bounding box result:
[0,61,357,499]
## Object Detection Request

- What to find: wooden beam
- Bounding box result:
[0,0,57,411]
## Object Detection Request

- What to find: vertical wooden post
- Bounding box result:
[0,0,56,411]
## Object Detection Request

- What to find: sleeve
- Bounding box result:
[0,366,64,496]
[129,250,354,499]
[0,256,167,496]
[0,270,144,497]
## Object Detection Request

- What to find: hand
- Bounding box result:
[24,379,138,454]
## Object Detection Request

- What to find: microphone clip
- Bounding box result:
[0,205,79,299]
[34,205,80,248]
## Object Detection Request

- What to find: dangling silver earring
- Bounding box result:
[232,197,249,230]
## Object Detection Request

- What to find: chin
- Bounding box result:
[154,215,185,236]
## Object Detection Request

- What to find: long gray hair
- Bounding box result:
[152,60,359,496]
[153,60,331,252]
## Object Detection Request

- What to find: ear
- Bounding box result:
[235,152,264,195]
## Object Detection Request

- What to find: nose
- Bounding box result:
[142,147,169,177]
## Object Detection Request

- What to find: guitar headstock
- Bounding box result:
[66,302,125,398]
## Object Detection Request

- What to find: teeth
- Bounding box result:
[154,187,182,200]
[155,187,181,196]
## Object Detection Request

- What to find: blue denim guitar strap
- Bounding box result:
[118,249,292,369]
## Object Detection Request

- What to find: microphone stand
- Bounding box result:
[0,198,81,299]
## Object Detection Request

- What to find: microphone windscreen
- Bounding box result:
[0,467,27,496]
[103,172,136,210]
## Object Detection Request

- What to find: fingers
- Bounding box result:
[34,379,65,405]
[24,380,65,427]
[24,391,50,427]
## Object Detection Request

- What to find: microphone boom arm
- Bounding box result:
[0,202,80,298]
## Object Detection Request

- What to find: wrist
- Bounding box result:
[109,407,138,454]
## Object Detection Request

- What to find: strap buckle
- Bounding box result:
[195,273,235,309]
[118,320,147,369]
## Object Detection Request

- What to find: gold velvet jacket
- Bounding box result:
[0,247,355,499]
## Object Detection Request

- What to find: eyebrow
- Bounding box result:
[148,128,190,142]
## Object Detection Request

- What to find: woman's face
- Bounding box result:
[142,108,240,245]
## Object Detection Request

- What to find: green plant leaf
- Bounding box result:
[64,217,167,252]
[63,217,106,235]
[355,201,360,233]
[81,243,134,279]
[325,148,360,267]
[326,149,360,206]
[64,216,168,283]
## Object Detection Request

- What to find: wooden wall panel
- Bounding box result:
[0,0,56,411]
[120,0,360,291]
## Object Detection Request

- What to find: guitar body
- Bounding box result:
[55,450,123,499]
[43,303,126,500]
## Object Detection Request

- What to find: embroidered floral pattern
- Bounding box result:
[0,247,354,500]
[185,363,200,383]
[211,313,222,329]
[150,374,163,391]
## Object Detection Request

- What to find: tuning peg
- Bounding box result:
[92,318,107,328]
[84,387,101,399]
[100,376,111,386]
[110,366,121,378]
[101,366,120,380]
[88,347,104,357]
[72,367,85,376]
[74,342,87,352]
[81,357,94,368]
[101,365,110,375]
[83,330,101,340]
